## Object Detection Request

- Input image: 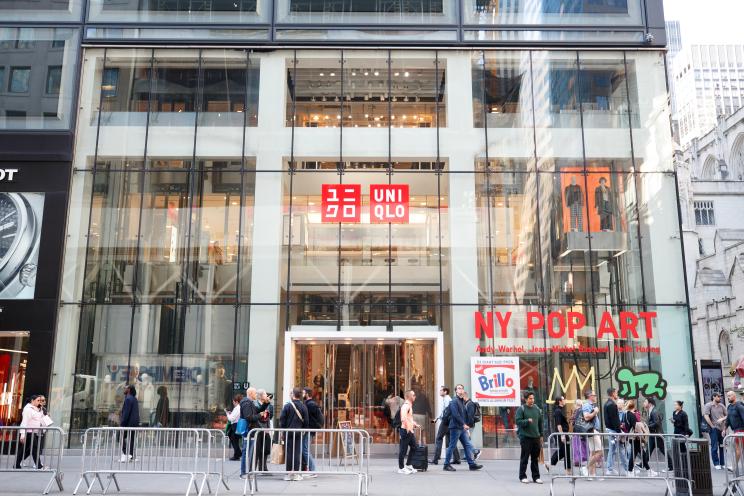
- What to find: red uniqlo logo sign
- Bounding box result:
[370,184,409,224]
[321,184,361,223]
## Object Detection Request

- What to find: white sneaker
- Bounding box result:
[520,478,529,483]
[607,469,619,476]
[304,473,317,479]
[715,465,722,470]
[626,471,635,478]
[648,469,658,477]
[534,479,544,484]
[398,468,410,474]
[405,465,417,472]
[291,474,303,481]
[119,454,131,463]
[580,467,588,476]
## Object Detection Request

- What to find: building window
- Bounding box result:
[720,331,732,367]
[694,200,715,225]
[8,67,31,93]
[46,66,62,95]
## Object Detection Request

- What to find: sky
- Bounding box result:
[664,0,744,45]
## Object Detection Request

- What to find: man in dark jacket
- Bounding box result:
[442,385,482,472]
[280,388,309,481]
[302,387,324,475]
[603,387,627,475]
[120,385,140,462]
[644,398,666,462]
[516,391,543,484]
[240,387,269,477]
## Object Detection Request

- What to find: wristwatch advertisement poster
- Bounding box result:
[0,192,45,300]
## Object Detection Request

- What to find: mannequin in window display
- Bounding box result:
[208,363,233,412]
[140,373,156,424]
[594,177,614,231]
[564,176,584,231]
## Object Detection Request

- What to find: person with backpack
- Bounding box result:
[430,386,460,465]
[604,387,628,475]
[442,384,483,472]
[726,391,744,466]
[624,400,656,477]
[302,387,324,477]
[463,392,482,461]
[279,387,309,481]
[516,391,544,484]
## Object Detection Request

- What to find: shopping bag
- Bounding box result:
[270,437,285,465]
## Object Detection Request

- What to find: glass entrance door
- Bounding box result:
[295,339,436,444]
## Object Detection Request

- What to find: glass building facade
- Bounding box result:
[1,0,693,454]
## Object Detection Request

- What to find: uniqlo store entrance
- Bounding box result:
[286,330,443,450]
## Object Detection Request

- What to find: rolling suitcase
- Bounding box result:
[410,427,428,472]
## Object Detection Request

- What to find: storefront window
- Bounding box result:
[276,0,457,25]
[88,0,270,24]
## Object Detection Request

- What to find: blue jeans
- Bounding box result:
[606,429,628,472]
[444,429,475,466]
[302,433,316,471]
[710,428,725,466]
[240,437,255,476]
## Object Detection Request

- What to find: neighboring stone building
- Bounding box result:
[679,106,744,400]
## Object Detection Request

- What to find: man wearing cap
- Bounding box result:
[704,392,727,469]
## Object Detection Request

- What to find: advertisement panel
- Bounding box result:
[0,192,44,299]
[471,356,521,407]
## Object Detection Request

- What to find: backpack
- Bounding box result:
[392,409,402,429]
[308,402,324,429]
[619,411,630,433]
[471,402,482,424]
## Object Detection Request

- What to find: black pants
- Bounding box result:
[628,440,649,471]
[285,432,302,472]
[550,436,571,469]
[649,435,666,460]
[15,433,42,469]
[519,437,541,481]
[121,430,136,458]
[254,431,270,471]
[432,421,460,463]
[228,429,242,459]
[398,429,417,469]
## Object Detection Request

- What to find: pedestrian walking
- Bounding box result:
[430,386,460,465]
[570,399,588,471]
[726,391,744,467]
[550,396,572,473]
[254,390,273,471]
[667,400,692,471]
[15,395,44,469]
[302,387,324,477]
[516,391,543,484]
[397,390,419,474]
[644,398,666,463]
[704,392,727,469]
[226,394,243,460]
[624,400,656,477]
[604,387,628,475]
[279,387,309,481]
[119,385,140,463]
[581,390,603,480]
[442,385,483,472]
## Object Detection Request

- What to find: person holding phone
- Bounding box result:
[226,394,243,460]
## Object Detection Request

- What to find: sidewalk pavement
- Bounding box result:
[0,455,729,496]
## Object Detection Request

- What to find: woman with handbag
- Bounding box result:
[15,395,46,469]
[279,388,309,481]
[226,394,243,461]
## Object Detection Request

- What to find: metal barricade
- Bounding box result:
[722,433,744,496]
[73,427,210,496]
[243,428,371,496]
[200,429,230,494]
[0,426,65,494]
[548,431,693,496]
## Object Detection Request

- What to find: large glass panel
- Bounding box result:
[340,52,390,130]
[136,170,191,304]
[463,0,644,26]
[285,170,342,322]
[83,169,143,304]
[71,304,134,432]
[198,50,249,128]
[289,53,344,129]
[96,49,152,163]
[1,0,82,21]
[88,0,270,24]
[0,27,79,129]
[276,0,457,25]
[539,171,594,306]
[390,52,443,129]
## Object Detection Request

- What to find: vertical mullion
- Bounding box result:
[285,50,297,334]
[387,50,392,331]
[337,52,343,331]
[435,51,444,330]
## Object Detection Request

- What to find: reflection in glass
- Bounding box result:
[88,0,268,24]
[464,0,642,26]
[277,0,457,24]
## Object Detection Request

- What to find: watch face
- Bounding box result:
[0,193,22,266]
